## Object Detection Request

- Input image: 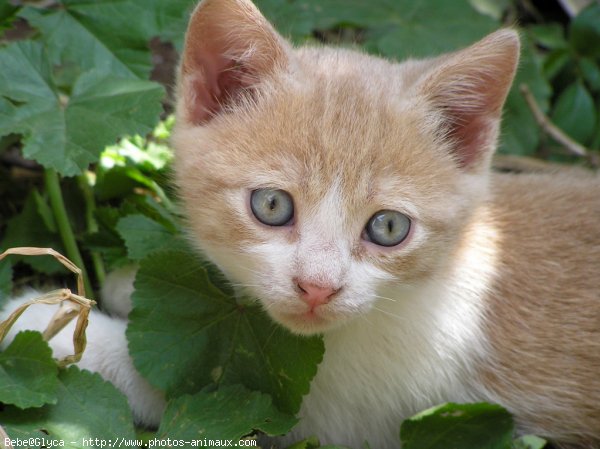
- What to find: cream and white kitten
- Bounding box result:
[3,0,600,448]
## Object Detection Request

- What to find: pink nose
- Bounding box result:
[297,281,338,308]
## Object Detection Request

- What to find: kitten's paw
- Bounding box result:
[0,290,165,428]
[100,265,137,318]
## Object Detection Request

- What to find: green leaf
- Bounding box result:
[255,0,497,58]
[284,437,351,449]
[500,36,552,156]
[512,435,547,449]
[20,7,143,80]
[529,24,567,50]
[569,4,600,59]
[542,48,571,81]
[20,0,197,79]
[116,214,186,260]
[83,207,129,270]
[95,128,174,202]
[127,248,324,414]
[400,403,514,449]
[551,81,596,144]
[0,258,12,306]
[1,192,65,275]
[1,366,136,448]
[468,0,510,20]
[0,40,164,176]
[0,331,58,409]
[0,4,18,35]
[285,436,322,449]
[367,0,497,59]
[580,57,600,92]
[158,385,298,442]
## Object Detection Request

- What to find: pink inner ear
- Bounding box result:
[186,57,253,125]
[421,30,520,170]
[445,110,494,169]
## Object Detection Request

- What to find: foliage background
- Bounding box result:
[0,0,599,448]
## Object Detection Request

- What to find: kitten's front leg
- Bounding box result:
[0,289,165,428]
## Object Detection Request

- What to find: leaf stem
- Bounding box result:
[44,169,94,299]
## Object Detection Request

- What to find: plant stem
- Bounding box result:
[520,84,589,157]
[44,169,94,299]
[78,173,106,286]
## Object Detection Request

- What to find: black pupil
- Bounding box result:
[269,197,277,210]
[387,219,394,233]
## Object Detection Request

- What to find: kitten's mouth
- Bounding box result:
[273,307,338,335]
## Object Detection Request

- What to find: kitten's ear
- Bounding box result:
[178,0,289,125]
[418,29,520,171]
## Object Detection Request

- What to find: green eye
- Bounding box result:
[250,189,294,226]
[365,210,411,247]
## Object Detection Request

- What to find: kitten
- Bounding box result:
[3,0,600,448]
[171,0,600,447]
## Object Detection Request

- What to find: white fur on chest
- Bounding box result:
[288,227,498,449]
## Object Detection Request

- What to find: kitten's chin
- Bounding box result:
[268,309,347,336]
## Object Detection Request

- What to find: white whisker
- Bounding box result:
[234,264,263,276]
[373,294,397,302]
[230,283,261,288]
[372,306,408,324]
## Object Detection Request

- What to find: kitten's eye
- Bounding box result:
[365,210,411,247]
[250,189,294,226]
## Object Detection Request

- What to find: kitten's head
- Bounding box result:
[172,0,519,335]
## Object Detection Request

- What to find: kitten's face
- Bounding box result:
[173,0,517,335]
[174,49,484,335]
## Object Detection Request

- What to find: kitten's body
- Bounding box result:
[479,173,600,443]
[3,0,600,447]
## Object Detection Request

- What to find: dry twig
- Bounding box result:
[0,424,14,449]
[520,84,591,159]
[0,247,96,367]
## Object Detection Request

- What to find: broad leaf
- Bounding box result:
[0,4,18,34]
[1,366,136,448]
[20,0,197,79]
[580,57,600,91]
[551,81,596,144]
[542,48,571,81]
[500,36,552,156]
[400,403,514,449]
[127,248,324,414]
[256,0,497,59]
[0,331,58,409]
[158,385,298,441]
[0,41,164,176]
[569,4,600,59]
[116,214,186,260]
[529,24,567,50]
[468,0,510,20]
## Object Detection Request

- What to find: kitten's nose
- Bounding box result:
[296,281,338,308]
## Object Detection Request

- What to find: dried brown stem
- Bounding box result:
[0,247,85,296]
[0,424,14,449]
[520,84,590,159]
[0,247,95,367]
